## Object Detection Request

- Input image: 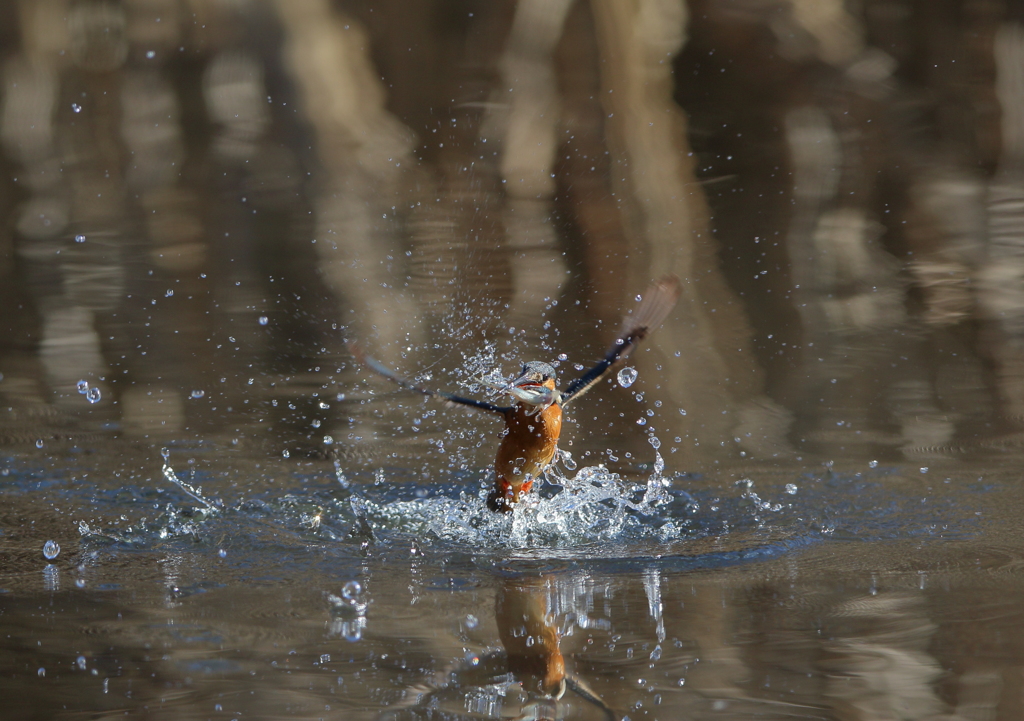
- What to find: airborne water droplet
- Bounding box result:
[43,540,60,560]
[86,387,101,404]
[258,316,269,326]
[77,380,89,394]
[282,449,290,458]
[36,439,44,449]
[617,367,638,388]
[342,580,362,601]
[785,483,798,495]
[190,390,205,399]
[74,234,86,243]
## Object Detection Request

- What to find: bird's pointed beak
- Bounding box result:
[511,373,542,390]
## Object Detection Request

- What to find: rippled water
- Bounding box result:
[3,435,1024,720]
[5,1,1024,718]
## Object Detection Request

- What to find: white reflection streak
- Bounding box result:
[642,567,665,644]
[203,52,269,161]
[784,106,840,336]
[980,25,1024,338]
[40,306,107,403]
[496,0,573,198]
[1,58,68,240]
[121,70,183,190]
[273,0,422,362]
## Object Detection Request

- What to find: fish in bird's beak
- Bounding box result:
[509,374,560,413]
[475,373,561,411]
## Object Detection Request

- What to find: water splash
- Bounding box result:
[350,461,695,550]
[617,367,638,388]
[161,448,220,514]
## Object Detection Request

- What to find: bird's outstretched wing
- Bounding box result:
[348,342,510,415]
[562,275,681,406]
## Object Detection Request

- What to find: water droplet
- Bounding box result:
[920,466,929,474]
[320,653,331,664]
[74,234,86,243]
[86,387,101,404]
[868,459,878,468]
[678,408,687,416]
[282,450,290,458]
[342,580,362,601]
[218,549,227,558]
[617,367,638,388]
[648,435,661,450]
[165,289,174,297]
[37,667,45,677]
[215,704,223,712]
[35,439,44,449]
[319,401,329,409]
[77,380,89,394]
[785,483,798,495]
[75,578,86,588]
[43,540,60,560]
[146,50,156,59]
[190,390,205,399]
[557,353,567,361]
[71,103,81,113]
[160,447,170,461]
[76,656,87,671]
[465,614,479,629]
[258,316,269,326]
[323,435,333,445]
[636,417,646,425]
[312,419,321,428]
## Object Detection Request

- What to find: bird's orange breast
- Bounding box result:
[492,400,562,508]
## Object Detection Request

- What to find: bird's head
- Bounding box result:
[513,361,558,391]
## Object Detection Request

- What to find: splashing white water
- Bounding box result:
[349,460,688,550]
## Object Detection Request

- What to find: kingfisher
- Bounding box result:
[350,275,680,512]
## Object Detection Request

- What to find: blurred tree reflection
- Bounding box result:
[2,0,1024,469]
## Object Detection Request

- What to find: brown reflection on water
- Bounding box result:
[6,524,1024,719]
[6,1,1024,467]
[8,3,1024,719]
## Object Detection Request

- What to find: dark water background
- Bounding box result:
[4,1,1024,719]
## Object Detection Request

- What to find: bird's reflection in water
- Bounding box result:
[382,573,614,721]
[496,575,614,720]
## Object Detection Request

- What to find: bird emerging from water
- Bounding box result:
[350,275,681,512]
